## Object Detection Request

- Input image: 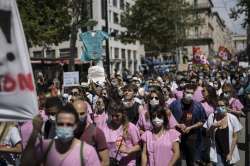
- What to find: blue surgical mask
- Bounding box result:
[56,126,74,142]
[216,106,227,114]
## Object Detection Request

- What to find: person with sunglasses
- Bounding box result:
[102,102,141,166]
[21,103,101,166]
[141,106,180,166]
[203,98,242,166]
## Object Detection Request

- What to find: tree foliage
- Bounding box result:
[17,0,71,47]
[230,0,250,28]
[121,0,201,52]
[17,0,97,48]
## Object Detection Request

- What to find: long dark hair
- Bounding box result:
[149,105,169,130]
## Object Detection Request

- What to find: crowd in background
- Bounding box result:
[0,63,250,166]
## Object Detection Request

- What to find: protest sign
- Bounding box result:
[88,66,105,85]
[63,72,79,87]
[0,0,38,121]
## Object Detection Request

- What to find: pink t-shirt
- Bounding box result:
[193,86,203,102]
[229,98,244,111]
[136,107,178,133]
[93,112,108,130]
[37,140,101,166]
[141,129,180,166]
[201,102,214,117]
[174,90,183,99]
[103,122,140,166]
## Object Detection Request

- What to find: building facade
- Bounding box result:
[182,0,234,63]
[29,0,145,75]
[232,34,247,61]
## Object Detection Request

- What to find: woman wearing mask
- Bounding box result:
[221,83,245,117]
[141,106,180,166]
[204,98,242,166]
[137,90,177,134]
[103,103,141,166]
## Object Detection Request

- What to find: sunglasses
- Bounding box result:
[151,113,164,119]
[47,112,57,116]
[150,96,159,100]
[56,122,74,127]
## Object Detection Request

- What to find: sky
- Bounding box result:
[212,0,246,35]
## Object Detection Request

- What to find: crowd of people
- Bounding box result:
[0,64,249,166]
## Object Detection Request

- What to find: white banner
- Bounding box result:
[0,0,38,121]
[63,72,79,87]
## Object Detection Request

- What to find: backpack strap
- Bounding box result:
[80,141,85,166]
[42,139,54,165]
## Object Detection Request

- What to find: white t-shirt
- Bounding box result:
[203,113,242,164]
[0,127,21,147]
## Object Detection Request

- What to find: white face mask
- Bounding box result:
[49,115,56,121]
[150,98,159,106]
[184,93,193,101]
[152,117,164,127]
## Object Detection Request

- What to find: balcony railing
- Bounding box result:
[186,32,213,39]
[193,2,212,9]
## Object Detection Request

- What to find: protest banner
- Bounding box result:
[0,0,38,121]
[63,72,79,87]
[87,65,106,85]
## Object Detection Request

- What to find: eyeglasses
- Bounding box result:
[150,96,159,100]
[47,112,57,116]
[56,122,74,127]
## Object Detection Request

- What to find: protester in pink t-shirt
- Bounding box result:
[93,97,109,129]
[222,83,245,116]
[21,104,101,166]
[137,90,178,135]
[103,103,141,166]
[141,106,180,166]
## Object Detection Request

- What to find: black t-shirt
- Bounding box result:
[125,102,140,125]
[215,127,230,158]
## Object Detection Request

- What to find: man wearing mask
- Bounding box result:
[44,97,63,139]
[73,100,109,166]
[122,84,144,124]
[21,104,101,166]
[169,84,207,166]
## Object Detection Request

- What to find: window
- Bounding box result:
[33,51,43,58]
[127,50,131,61]
[113,12,119,24]
[133,51,137,72]
[120,0,125,9]
[113,0,117,7]
[122,49,126,69]
[101,0,106,20]
[114,48,119,59]
[126,2,130,10]
[46,50,56,58]
[60,48,77,58]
